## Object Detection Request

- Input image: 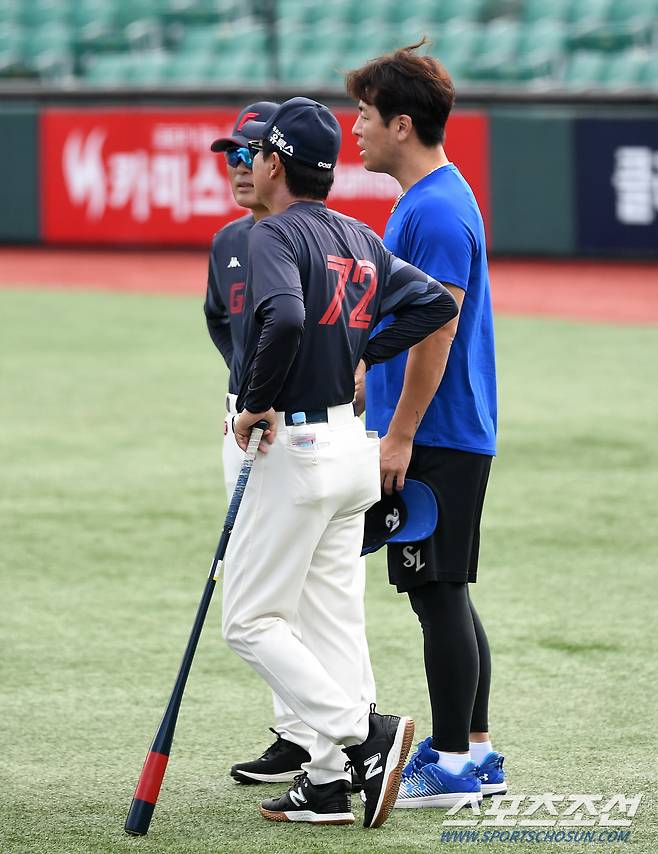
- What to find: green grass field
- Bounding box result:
[1,288,657,854]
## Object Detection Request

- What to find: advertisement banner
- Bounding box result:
[576,117,658,254]
[41,107,489,246]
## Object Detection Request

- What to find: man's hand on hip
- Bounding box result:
[353,359,366,417]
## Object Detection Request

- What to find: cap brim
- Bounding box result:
[210,134,249,152]
[239,118,267,141]
[388,480,438,543]
[360,479,438,556]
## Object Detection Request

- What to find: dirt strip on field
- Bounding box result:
[1,247,657,324]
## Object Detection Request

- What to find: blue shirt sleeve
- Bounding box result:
[404,196,477,290]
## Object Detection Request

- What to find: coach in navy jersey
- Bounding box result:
[220,97,458,829]
[348,44,506,809]
[205,101,278,497]
[208,102,372,789]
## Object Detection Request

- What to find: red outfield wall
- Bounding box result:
[41,107,489,245]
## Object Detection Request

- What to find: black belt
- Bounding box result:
[284,409,328,426]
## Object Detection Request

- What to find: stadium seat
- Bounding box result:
[422,0,486,24]
[432,19,480,57]
[521,0,571,22]
[82,50,135,83]
[177,24,219,54]
[570,0,658,52]
[112,0,162,28]
[162,50,213,83]
[126,48,170,83]
[463,19,522,80]
[479,0,522,22]
[639,54,658,86]
[71,0,116,32]
[21,22,72,59]
[19,0,71,28]
[0,0,21,26]
[205,49,268,84]
[567,0,612,27]
[601,49,652,86]
[562,49,607,87]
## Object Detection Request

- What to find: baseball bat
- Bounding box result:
[124,419,269,837]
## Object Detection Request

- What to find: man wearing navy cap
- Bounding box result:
[208,100,343,790]
[219,97,459,829]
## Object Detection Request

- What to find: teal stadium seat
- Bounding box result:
[426,0,487,24]
[640,54,658,86]
[19,0,71,28]
[82,50,136,83]
[204,49,268,84]
[430,21,480,79]
[463,19,522,81]
[563,49,607,87]
[521,0,571,22]
[601,49,653,86]
[512,19,567,80]
[71,0,116,31]
[0,0,21,26]
[163,50,213,83]
[126,48,170,83]
[21,19,73,76]
[570,0,657,52]
[0,21,23,75]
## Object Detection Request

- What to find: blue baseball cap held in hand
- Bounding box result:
[361,479,439,556]
[241,96,342,171]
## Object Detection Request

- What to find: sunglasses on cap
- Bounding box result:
[247,139,264,157]
[225,146,253,169]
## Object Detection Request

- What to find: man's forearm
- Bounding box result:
[387,320,457,440]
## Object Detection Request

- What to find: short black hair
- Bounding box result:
[262,140,334,200]
[346,40,455,147]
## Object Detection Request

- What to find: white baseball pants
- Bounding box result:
[222,404,381,784]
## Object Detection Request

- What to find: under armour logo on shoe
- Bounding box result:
[363,753,383,780]
[289,786,307,807]
[227,257,241,268]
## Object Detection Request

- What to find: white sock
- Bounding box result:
[470,741,493,765]
[438,751,471,776]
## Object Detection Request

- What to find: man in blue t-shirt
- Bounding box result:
[347,43,507,808]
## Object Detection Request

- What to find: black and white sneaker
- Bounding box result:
[230,728,311,784]
[260,773,354,825]
[343,705,415,828]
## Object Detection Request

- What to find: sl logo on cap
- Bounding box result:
[385,508,400,531]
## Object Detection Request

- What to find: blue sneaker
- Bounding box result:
[395,760,482,809]
[401,737,438,781]
[477,751,507,796]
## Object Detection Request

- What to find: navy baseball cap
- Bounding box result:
[210,101,280,152]
[241,96,341,171]
[361,479,439,556]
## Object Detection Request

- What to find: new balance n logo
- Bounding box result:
[227,257,241,268]
[363,753,383,780]
[289,786,307,807]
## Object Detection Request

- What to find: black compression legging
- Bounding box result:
[408,581,491,753]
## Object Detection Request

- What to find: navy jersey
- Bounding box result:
[236,201,457,413]
[204,213,253,394]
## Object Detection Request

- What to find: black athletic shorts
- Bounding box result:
[387,444,492,592]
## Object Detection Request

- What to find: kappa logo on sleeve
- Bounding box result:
[227,256,241,268]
